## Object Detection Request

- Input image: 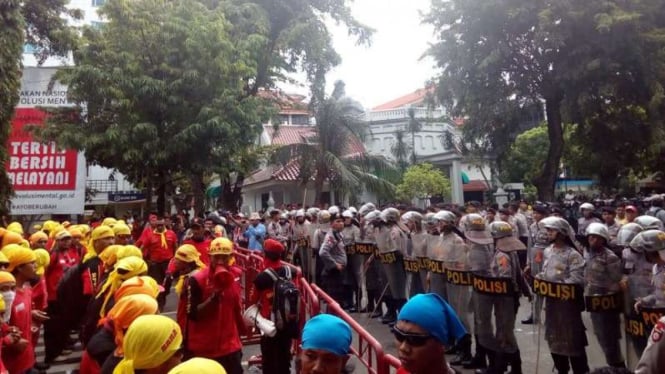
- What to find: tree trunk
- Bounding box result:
[156,171,166,216]
[190,173,207,217]
[144,176,154,219]
[218,172,244,212]
[535,95,564,201]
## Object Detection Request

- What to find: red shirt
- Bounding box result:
[141,230,177,262]
[2,286,34,374]
[31,278,47,311]
[182,238,212,266]
[45,248,81,301]
[183,267,245,358]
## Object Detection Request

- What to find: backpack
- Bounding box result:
[265,266,300,339]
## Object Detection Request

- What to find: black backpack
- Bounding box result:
[265,266,300,339]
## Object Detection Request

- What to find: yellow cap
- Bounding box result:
[168,358,226,374]
[117,245,143,261]
[102,217,118,227]
[29,231,48,246]
[5,246,37,272]
[1,231,24,248]
[42,220,58,233]
[6,222,23,235]
[33,249,50,276]
[113,223,132,236]
[209,237,233,255]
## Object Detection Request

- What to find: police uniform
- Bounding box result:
[427,230,447,300]
[375,223,408,308]
[634,315,665,373]
[341,222,361,309]
[538,244,589,373]
[291,219,311,279]
[319,229,348,305]
[577,217,601,237]
[623,246,653,366]
[527,220,549,324]
[405,228,426,297]
[584,246,624,366]
[312,221,330,286]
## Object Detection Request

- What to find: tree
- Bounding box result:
[425,0,665,200]
[0,0,81,215]
[273,81,394,204]
[390,129,410,172]
[406,107,422,165]
[36,0,269,216]
[396,163,450,202]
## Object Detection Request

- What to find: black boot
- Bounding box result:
[450,334,472,366]
[509,350,522,374]
[478,352,507,374]
[475,350,494,374]
[380,298,396,324]
[464,335,487,369]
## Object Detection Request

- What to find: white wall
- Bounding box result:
[461,163,491,182]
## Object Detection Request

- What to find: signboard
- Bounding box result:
[6,67,85,215]
[108,192,146,203]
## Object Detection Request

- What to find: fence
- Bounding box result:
[233,247,398,373]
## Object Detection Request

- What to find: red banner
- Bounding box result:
[6,108,77,191]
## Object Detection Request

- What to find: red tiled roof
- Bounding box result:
[263,125,365,155]
[463,180,489,192]
[273,160,303,181]
[372,87,435,110]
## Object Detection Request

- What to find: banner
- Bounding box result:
[6,67,85,215]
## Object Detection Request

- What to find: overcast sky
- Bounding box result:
[280,0,438,109]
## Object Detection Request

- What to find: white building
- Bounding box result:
[367,89,492,204]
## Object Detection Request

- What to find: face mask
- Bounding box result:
[1,290,16,321]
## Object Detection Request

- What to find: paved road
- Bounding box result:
[42,292,630,373]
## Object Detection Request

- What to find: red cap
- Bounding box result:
[626,205,638,213]
[264,239,285,253]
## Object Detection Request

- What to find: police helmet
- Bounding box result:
[401,211,423,224]
[342,210,354,219]
[433,210,456,225]
[380,207,400,223]
[540,216,571,237]
[579,203,595,212]
[328,206,340,216]
[489,221,514,239]
[295,209,306,218]
[634,215,665,231]
[424,212,437,226]
[629,230,665,256]
[318,210,331,224]
[358,203,376,217]
[616,222,643,247]
[364,211,381,223]
[463,213,486,232]
[585,222,610,242]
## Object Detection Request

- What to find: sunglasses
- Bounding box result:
[391,326,432,347]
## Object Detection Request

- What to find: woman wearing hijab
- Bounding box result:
[105,315,183,374]
[81,294,159,374]
[297,314,353,374]
[393,293,467,374]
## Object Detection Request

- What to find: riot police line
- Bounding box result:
[272,200,665,374]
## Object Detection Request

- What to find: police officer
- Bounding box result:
[341,209,361,312]
[584,222,625,368]
[312,210,331,285]
[426,212,446,299]
[362,210,388,319]
[291,209,311,279]
[537,216,589,374]
[436,210,473,366]
[463,213,494,371]
[578,203,601,237]
[633,230,665,310]
[319,214,348,306]
[475,221,530,374]
[375,208,408,325]
[402,211,426,297]
[634,215,665,231]
[618,222,650,367]
[522,205,549,325]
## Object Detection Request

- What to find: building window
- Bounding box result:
[291,115,309,125]
[92,0,105,6]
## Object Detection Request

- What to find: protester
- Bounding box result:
[80,294,159,374]
[244,213,266,251]
[106,314,183,374]
[298,314,353,374]
[181,238,244,374]
[168,358,227,374]
[139,219,177,284]
[394,293,466,374]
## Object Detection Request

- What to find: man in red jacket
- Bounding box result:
[182,237,245,374]
[140,219,177,284]
[182,218,212,266]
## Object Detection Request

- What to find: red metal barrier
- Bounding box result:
[385,354,401,370]
[311,284,391,374]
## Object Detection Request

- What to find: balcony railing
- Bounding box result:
[86,179,118,192]
[366,107,447,123]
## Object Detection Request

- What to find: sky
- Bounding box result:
[281,0,439,110]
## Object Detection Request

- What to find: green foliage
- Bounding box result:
[396,163,450,202]
[273,81,395,203]
[425,0,665,200]
[390,129,410,173]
